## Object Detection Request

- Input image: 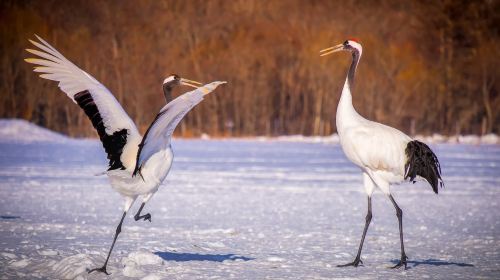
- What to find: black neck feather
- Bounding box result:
[348,51,360,90]
[163,84,173,103]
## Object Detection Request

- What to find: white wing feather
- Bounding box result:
[25,35,141,170]
[134,81,226,176]
[25,35,139,137]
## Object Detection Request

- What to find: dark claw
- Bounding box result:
[337,258,363,267]
[390,255,408,269]
[88,266,110,275]
[135,213,152,222]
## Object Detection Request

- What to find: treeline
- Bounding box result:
[1,0,499,137]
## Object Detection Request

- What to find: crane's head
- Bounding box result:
[163,74,202,89]
[162,74,202,102]
[320,39,362,57]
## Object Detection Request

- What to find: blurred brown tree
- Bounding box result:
[0,0,499,137]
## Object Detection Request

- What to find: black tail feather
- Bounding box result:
[404,140,444,194]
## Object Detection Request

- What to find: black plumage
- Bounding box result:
[404,140,444,193]
[74,90,128,170]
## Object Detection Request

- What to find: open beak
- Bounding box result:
[319,44,344,57]
[180,78,203,89]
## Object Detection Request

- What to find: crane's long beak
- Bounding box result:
[319,44,344,57]
[180,78,203,88]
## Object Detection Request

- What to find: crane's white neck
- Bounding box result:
[336,50,363,133]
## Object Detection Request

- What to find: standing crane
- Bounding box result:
[25,35,226,275]
[320,39,443,269]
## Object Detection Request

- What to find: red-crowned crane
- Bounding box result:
[25,35,226,275]
[320,39,443,269]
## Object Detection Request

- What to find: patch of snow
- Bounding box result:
[274,134,340,144]
[120,252,165,277]
[266,257,285,262]
[205,241,226,249]
[481,133,499,144]
[410,133,499,145]
[196,228,237,235]
[9,259,29,268]
[122,263,146,278]
[458,135,481,145]
[50,254,94,280]
[38,249,58,256]
[0,119,69,143]
[141,274,164,280]
[122,251,164,266]
[1,252,17,259]
[447,135,459,144]
[200,133,211,140]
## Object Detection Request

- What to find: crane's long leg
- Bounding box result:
[88,211,127,275]
[134,202,151,222]
[338,196,372,267]
[389,194,408,269]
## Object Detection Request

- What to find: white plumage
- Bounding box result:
[26,36,141,172]
[135,82,225,177]
[25,35,226,274]
[321,39,443,269]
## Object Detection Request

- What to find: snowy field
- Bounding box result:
[0,120,499,279]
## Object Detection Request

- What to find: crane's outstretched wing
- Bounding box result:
[25,35,140,171]
[133,81,226,177]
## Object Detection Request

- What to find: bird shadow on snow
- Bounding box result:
[391,259,474,269]
[0,215,21,220]
[154,251,254,262]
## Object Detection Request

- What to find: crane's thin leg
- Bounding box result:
[88,211,127,275]
[134,202,151,222]
[338,196,372,267]
[389,194,407,269]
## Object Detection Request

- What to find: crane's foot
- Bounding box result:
[134,213,151,222]
[88,265,110,275]
[337,257,363,267]
[390,254,408,269]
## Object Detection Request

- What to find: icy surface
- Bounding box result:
[0,122,500,279]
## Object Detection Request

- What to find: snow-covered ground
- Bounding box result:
[0,120,499,279]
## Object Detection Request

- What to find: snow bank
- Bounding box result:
[415,133,500,145]
[121,251,164,277]
[480,133,499,144]
[122,250,164,266]
[0,119,498,145]
[0,119,69,143]
[274,134,341,144]
[50,254,94,279]
[278,133,499,145]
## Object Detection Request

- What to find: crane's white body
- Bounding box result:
[334,43,411,196]
[107,147,173,207]
[25,35,226,212]
[323,39,442,269]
